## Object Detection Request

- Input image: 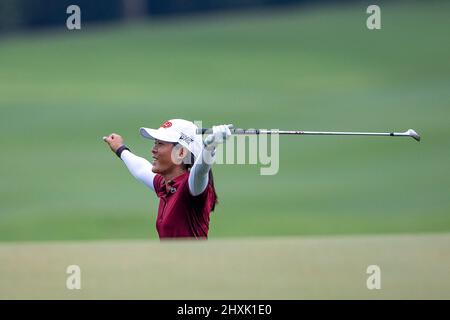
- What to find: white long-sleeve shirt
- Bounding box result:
[120,147,214,195]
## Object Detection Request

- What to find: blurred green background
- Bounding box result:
[0,0,449,241]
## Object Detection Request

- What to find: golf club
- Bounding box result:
[197,127,421,142]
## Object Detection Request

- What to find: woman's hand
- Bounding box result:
[204,124,233,149]
[103,133,124,153]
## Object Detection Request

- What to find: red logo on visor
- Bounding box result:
[161,121,172,128]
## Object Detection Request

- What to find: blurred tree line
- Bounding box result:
[0,0,337,32]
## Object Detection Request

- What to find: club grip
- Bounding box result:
[197,124,234,135]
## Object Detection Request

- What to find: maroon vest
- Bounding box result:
[153,171,216,239]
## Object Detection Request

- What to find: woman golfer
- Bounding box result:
[103,119,231,239]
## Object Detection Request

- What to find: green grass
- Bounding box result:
[0,1,450,241]
[1,234,450,299]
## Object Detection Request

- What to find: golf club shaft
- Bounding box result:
[197,128,421,141]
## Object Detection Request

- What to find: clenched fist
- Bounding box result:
[103,133,124,153]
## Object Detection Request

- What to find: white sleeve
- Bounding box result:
[120,150,156,191]
[188,147,215,196]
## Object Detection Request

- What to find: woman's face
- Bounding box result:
[151,140,184,174]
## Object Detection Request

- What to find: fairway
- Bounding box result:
[2,0,450,304]
[1,233,449,299]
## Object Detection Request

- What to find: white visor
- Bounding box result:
[139,119,203,159]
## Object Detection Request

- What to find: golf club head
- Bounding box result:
[407,129,421,142]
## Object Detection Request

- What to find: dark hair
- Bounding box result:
[206,170,218,212]
[174,143,218,211]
